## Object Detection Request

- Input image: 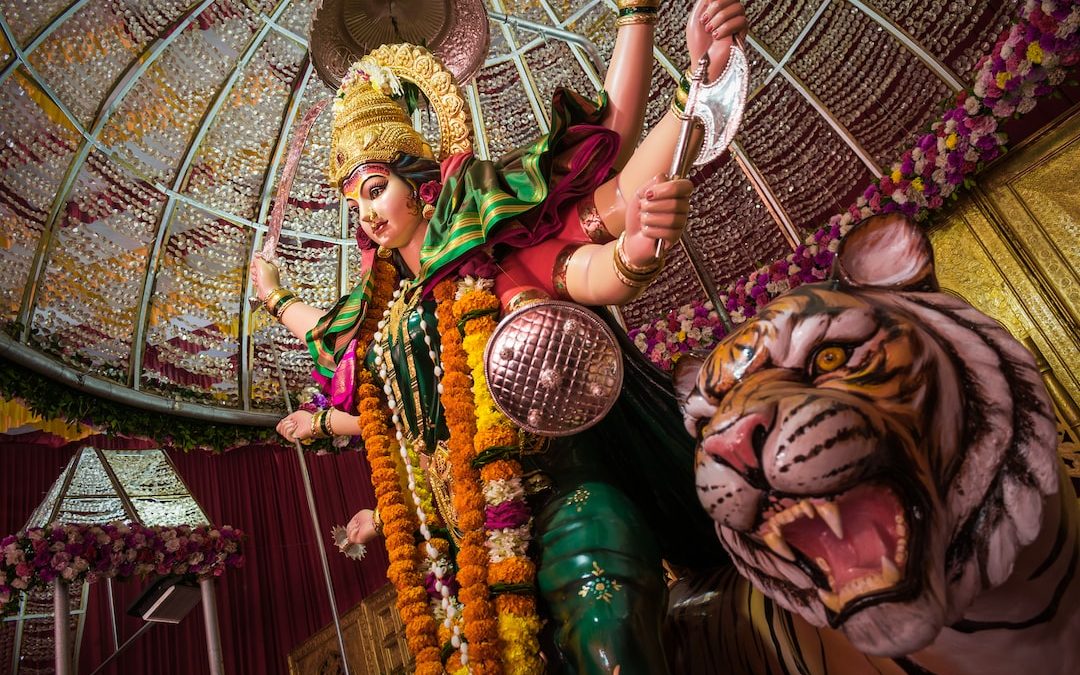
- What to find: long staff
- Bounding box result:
[273,355,352,675]
[254,97,352,675]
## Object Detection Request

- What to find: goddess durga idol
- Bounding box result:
[250,1,749,673]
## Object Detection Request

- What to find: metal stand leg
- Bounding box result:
[200,578,225,675]
[106,578,119,652]
[54,579,72,675]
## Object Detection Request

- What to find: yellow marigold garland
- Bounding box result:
[434,280,502,674]
[453,285,543,675]
[407,440,441,528]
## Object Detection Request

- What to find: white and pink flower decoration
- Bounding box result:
[1,523,245,617]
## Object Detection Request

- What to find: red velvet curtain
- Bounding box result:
[1,436,390,674]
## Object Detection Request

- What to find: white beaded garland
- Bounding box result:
[376,279,464,660]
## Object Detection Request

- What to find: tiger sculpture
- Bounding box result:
[669,213,1079,674]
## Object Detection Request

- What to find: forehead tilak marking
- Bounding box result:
[343,164,391,194]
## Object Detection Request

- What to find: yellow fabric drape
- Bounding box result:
[0,398,95,441]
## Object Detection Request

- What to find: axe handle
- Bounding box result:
[656,55,710,257]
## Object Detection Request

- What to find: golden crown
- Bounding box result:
[329,44,472,187]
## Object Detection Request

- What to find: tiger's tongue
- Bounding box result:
[781,487,902,589]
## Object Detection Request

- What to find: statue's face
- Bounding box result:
[342,163,425,250]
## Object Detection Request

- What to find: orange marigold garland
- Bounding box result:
[355,259,445,674]
[434,279,502,674]
[453,282,543,675]
[358,369,442,672]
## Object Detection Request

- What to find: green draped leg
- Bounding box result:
[536,481,669,675]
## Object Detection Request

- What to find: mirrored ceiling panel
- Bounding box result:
[739,73,876,230]
[787,1,954,168]
[0,0,1044,418]
[0,72,81,325]
[30,150,167,380]
[867,0,1019,80]
[0,0,71,45]
[182,30,306,222]
[746,0,830,60]
[141,201,249,404]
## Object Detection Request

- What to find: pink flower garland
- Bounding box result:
[631,0,1080,370]
[631,299,731,369]
[0,523,245,616]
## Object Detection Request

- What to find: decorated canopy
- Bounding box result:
[0,0,1067,421]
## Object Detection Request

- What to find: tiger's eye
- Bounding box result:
[814,346,848,373]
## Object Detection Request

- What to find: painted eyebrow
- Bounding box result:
[360,174,386,190]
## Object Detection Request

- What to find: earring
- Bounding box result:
[422,203,435,220]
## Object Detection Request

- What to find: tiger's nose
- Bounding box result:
[701,413,770,475]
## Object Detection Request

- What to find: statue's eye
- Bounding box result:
[812,346,848,375]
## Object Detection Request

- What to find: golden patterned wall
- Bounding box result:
[288,584,412,675]
[929,104,1080,445]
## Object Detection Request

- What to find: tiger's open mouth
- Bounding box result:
[754,484,912,622]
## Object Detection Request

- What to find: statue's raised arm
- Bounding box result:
[600,0,747,170]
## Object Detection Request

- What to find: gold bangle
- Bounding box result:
[265,287,297,316]
[612,250,661,288]
[669,70,692,116]
[372,508,383,536]
[274,296,300,320]
[271,295,297,319]
[263,286,288,310]
[616,0,659,9]
[321,408,334,437]
[671,85,689,116]
[616,12,657,27]
[615,232,663,276]
[612,261,652,288]
[310,410,328,439]
[506,288,550,313]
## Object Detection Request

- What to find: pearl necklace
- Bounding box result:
[373,278,466,661]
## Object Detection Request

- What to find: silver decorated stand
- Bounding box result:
[4,447,228,675]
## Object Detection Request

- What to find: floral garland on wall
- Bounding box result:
[0,360,350,456]
[0,523,245,617]
[631,0,1080,370]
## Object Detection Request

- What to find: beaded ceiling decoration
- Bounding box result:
[0,0,1021,421]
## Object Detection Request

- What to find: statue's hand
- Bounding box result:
[275,410,313,443]
[687,0,748,82]
[622,175,693,263]
[249,255,281,301]
[345,509,380,545]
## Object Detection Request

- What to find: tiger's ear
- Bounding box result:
[673,351,708,410]
[832,213,939,291]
